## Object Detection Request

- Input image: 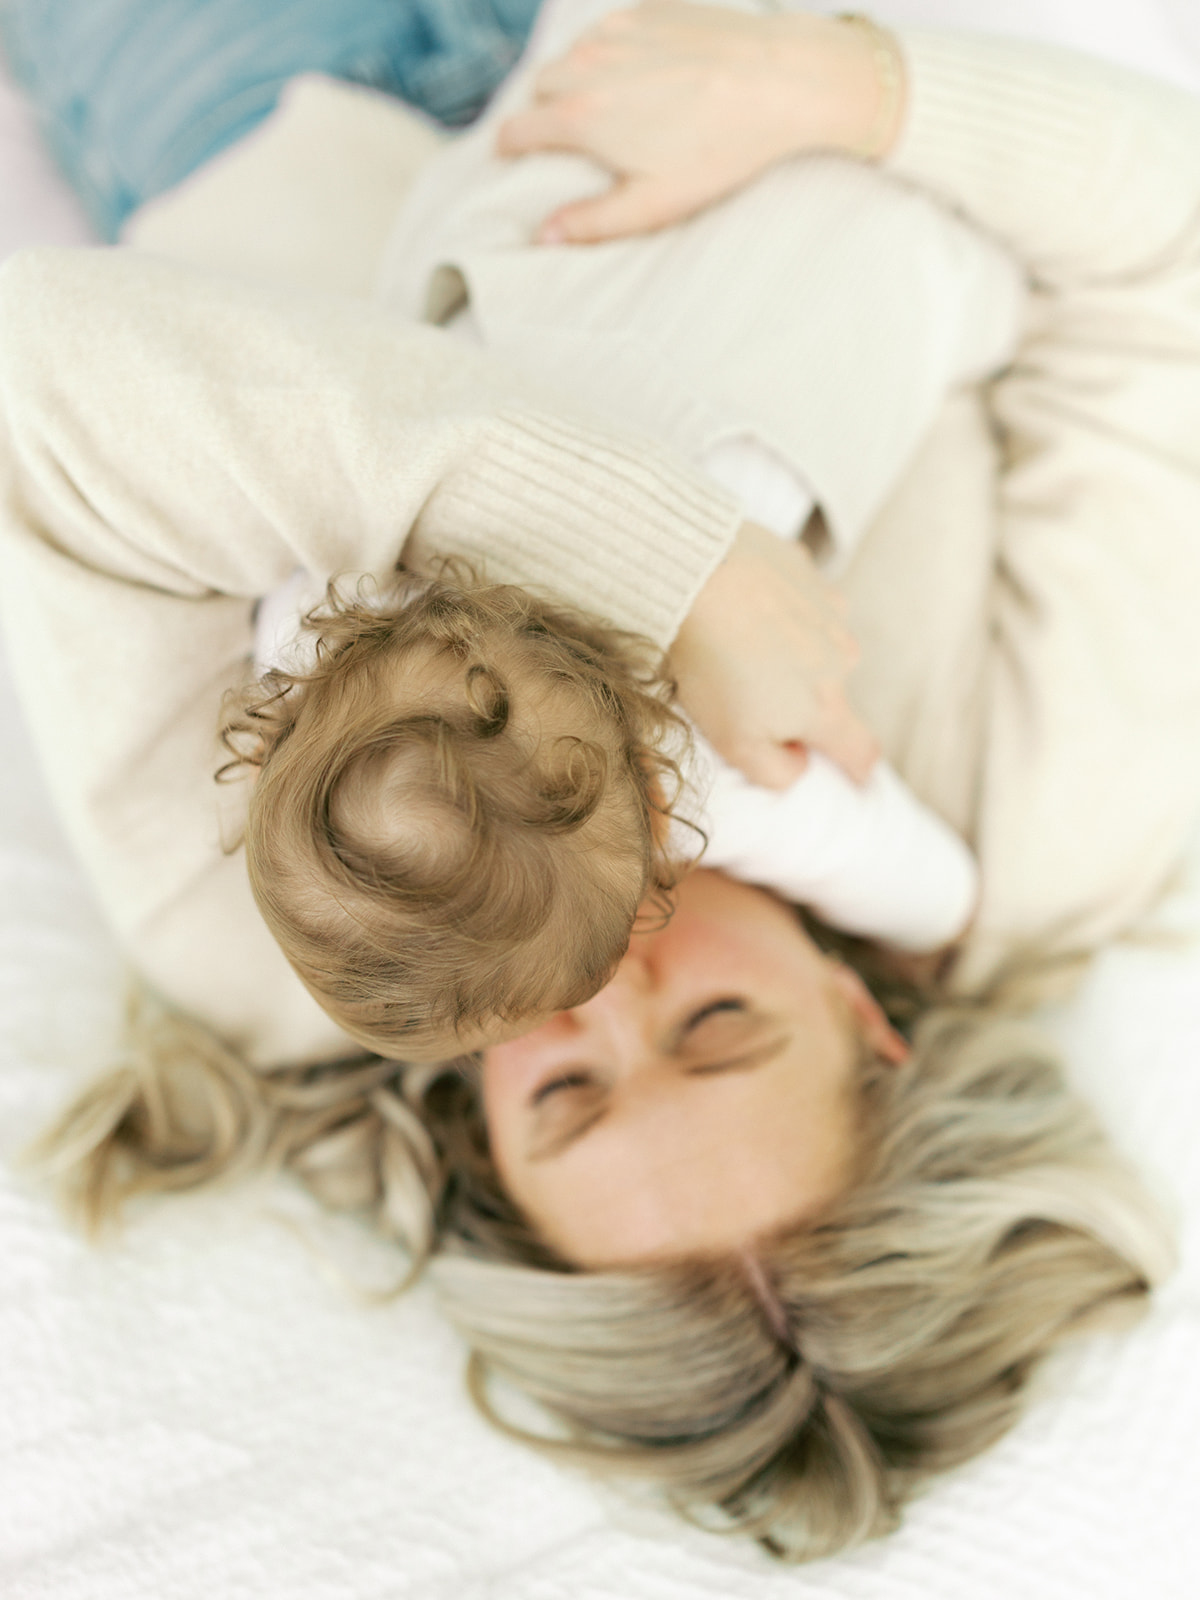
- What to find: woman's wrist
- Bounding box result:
[771,11,906,164]
[836,15,906,159]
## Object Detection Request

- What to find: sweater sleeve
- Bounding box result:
[0,247,738,1065]
[379,100,1024,570]
[887,31,1200,982]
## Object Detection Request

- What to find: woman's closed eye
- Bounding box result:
[530,1068,600,1107]
[675,996,786,1067]
[528,1067,608,1159]
[530,998,754,1108]
[682,996,747,1033]
[526,997,790,1161]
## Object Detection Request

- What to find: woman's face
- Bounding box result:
[483,870,905,1267]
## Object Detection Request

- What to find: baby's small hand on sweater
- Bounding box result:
[670,520,878,789]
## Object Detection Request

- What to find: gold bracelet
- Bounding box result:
[837,13,904,161]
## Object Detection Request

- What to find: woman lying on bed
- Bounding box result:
[4,0,1200,1562]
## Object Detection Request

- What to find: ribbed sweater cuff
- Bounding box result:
[888,27,1199,280]
[419,408,742,649]
[891,29,1096,187]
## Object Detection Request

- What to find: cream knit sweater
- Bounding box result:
[3,25,1200,1067]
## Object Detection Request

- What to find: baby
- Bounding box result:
[248,560,978,1063]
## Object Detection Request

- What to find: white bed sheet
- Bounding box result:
[3,7,1200,1596]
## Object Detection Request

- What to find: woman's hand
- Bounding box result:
[670,521,878,789]
[496,3,904,244]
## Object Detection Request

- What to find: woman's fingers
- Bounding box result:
[494,103,577,159]
[497,8,905,244]
[704,696,879,794]
[808,694,880,786]
[495,5,801,242]
[721,738,811,792]
[537,177,691,244]
[670,522,879,791]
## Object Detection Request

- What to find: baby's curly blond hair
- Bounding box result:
[221,568,687,1059]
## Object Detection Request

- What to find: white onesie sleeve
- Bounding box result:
[682,733,978,951]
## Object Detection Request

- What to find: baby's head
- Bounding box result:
[226,570,683,1060]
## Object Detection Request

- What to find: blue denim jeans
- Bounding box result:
[1,0,541,238]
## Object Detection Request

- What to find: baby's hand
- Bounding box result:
[496,3,901,245]
[670,521,878,789]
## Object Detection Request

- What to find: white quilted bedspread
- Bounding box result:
[3,6,1200,1593]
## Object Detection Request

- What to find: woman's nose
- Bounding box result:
[567,939,658,1059]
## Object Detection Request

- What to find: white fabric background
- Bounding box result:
[3,4,1200,1595]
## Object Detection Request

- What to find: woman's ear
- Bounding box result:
[827,961,910,1064]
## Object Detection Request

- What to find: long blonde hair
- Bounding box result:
[35,977,1169,1562]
